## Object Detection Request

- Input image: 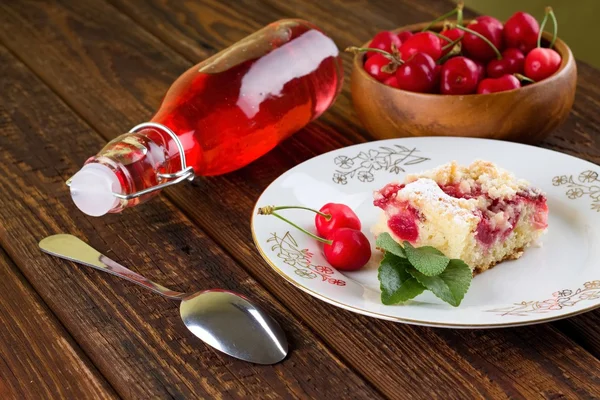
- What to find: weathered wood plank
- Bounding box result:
[0,249,118,399]
[2,0,600,398]
[0,45,382,399]
[555,312,600,360]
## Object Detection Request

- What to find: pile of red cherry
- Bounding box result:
[349,4,561,94]
[258,203,371,271]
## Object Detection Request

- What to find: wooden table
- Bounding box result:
[1,0,599,398]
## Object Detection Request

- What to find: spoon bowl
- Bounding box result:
[39,234,288,365]
[180,290,288,364]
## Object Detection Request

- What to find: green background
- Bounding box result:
[462,0,598,67]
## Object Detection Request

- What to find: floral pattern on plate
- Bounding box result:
[267,232,346,286]
[332,145,429,185]
[488,281,600,316]
[553,170,600,212]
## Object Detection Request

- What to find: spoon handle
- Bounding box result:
[39,234,186,300]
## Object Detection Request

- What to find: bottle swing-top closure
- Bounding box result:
[66,122,195,215]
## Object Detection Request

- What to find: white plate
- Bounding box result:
[251,137,600,328]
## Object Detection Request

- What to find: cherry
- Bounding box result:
[504,12,540,54]
[367,31,402,58]
[478,16,504,31]
[523,7,561,81]
[383,75,400,88]
[433,64,442,92]
[324,228,371,271]
[387,209,419,242]
[477,74,521,94]
[399,32,442,61]
[473,60,486,82]
[315,203,361,239]
[524,48,561,81]
[364,53,395,82]
[440,28,464,56]
[257,205,370,271]
[347,46,403,82]
[396,52,438,93]
[397,31,414,42]
[462,16,504,62]
[486,48,525,78]
[440,56,480,95]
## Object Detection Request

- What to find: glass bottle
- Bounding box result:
[69,19,343,216]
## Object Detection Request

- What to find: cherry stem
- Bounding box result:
[457,1,464,27]
[549,8,558,48]
[345,46,404,64]
[427,30,453,43]
[437,44,461,64]
[257,206,333,245]
[538,7,558,48]
[421,8,458,32]
[456,25,502,59]
[442,36,462,50]
[514,73,536,84]
[269,205,331,220]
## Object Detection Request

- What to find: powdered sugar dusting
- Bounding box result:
[398,178,477,224]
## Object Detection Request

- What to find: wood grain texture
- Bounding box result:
[0,45,381,400]
[555,313,600,360]
[0,249,117,399]
[1,0,600,398]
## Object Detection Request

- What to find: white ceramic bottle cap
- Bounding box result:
[69,163,122,217]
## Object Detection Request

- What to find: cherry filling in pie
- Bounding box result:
[372,160,548,274]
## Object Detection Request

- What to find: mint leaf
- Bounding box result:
[378,252,425,305]
[407,259,472,307]
[375,232,406,258]
[403,241,450,276]
[440,259,472,302]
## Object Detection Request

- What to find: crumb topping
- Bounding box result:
[406,160,542,200]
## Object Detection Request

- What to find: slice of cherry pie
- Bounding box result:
[372,160,548,274]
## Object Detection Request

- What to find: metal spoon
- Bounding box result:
[39,234,288,365]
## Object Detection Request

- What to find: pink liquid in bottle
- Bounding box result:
[69,19,343,216]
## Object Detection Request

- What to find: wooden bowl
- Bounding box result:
[350,21,577,143]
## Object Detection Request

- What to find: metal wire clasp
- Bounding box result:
[66,122,195,200]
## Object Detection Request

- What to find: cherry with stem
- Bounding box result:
[346,46,404,75]
[524,7,561,81]
[456,25,502,60]
[258,205,371,271]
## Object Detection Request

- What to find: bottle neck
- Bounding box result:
[82,126,188,214]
